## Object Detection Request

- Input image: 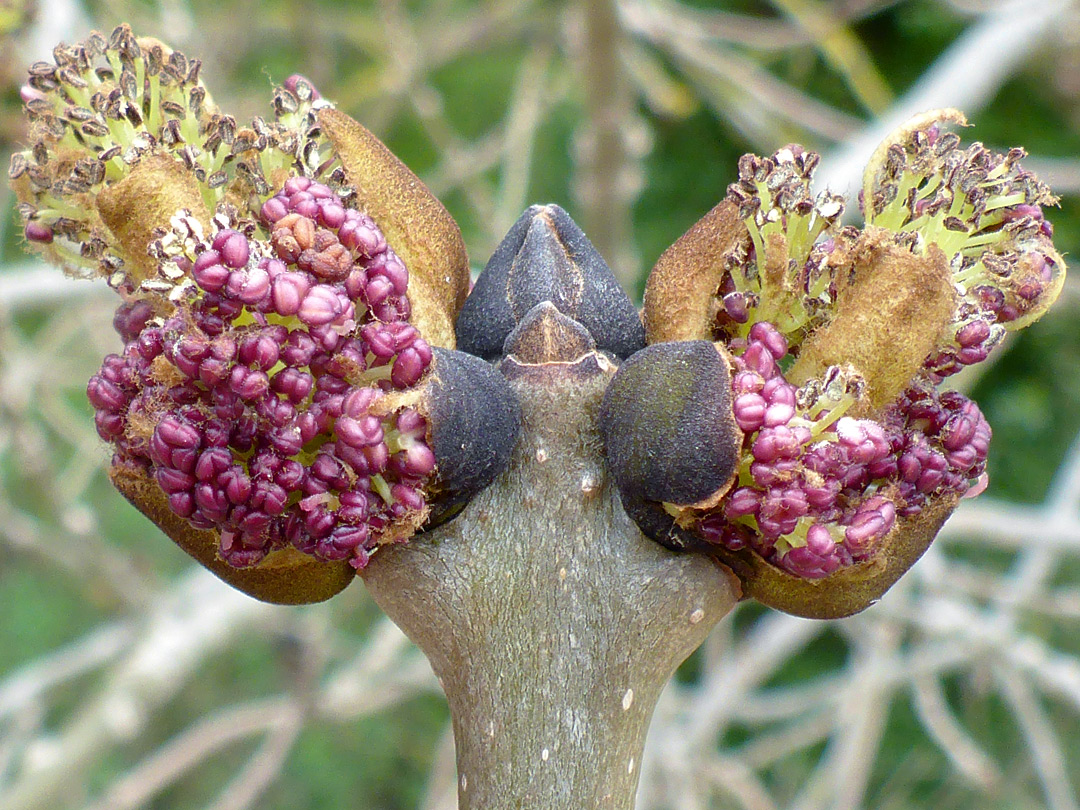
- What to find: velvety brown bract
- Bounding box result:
[96,153,208,282]
[711,493,958,619]
[318,108,469,351]
[642,200,748,344]
[788,229,957,410]
[111,462,356,604]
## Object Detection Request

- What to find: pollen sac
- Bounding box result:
[423,348,522,526]
[599,341,741,550]
[455,204,645,362]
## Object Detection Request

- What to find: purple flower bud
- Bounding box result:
[239,332,280,370]
[339,215,384,256]
[805,523,836,556]
[283,73,322,99]
[271,367,314,404]
[844,497,896,557]
[363,275,394,308]
[752,425,803,462]
[391,346,429,388]
[251,480,288,515]
[748,321,789,360]
[280,330,318,367]
[225,266,270,306]
[283,176,313,196]
[168,492,196,518]
[393,442,437,477]
[194,483,230,520]
[156,467,195,494]
[724,486,761,518]
[87,376,128,412]
[228,366,269,401]
[336,415,384,448]
[271,272,310,316]
[298,285,342,326]
[734,393,767,432]
[192,250,228,292]
[392,483,426,512]
[261,197,289,224]
[212,229,250,269]
[742,342,778,379]
[761,377,796,406]
[956,320,991,348]
[342,386,383,418]
[763,402,796,428]
[362,323,397,359]
[24,221,54,243]
[396,408,426,438]
[318,200,346,230]
[733,370,764,395]
[195,447,232,481]
[722,292,749,323]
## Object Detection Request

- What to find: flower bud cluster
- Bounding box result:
[87,179,435,569]
[692,321,990,579]
[713,117,1064,385]
[864,117,1064,380]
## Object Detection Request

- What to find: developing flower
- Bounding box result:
[10,27,518,603]
[630,111,1063,618]
[862,109,1065,380]
[9,25,346,292]
[89,186,438,570]
[686,322,989,581]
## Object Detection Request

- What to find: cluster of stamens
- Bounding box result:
[8,24,343,291]
[678,117,1046,580]
[866,121,1062,380]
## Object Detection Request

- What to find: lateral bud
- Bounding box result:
[599,341,742,549]
[421,347,522,527]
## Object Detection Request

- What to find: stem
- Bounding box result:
[362,353,739,810]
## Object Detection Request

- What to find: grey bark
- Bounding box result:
[362,348,739,810]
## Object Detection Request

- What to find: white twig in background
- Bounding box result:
[815,0,1076,197]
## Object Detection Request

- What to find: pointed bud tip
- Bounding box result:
[456,204,644,361]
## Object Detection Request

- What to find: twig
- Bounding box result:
[910,674,1000,790]
[0,570,277,810]
[204,704,304,810]
[814,0,1075,197]
[494,44,553,239]
[82,699,297,810]
[0,623,133,721]
[572,0,642,290]
[994,665,1080,810]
